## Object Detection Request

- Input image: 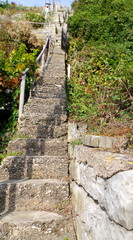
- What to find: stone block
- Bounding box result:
[71,146,133,235]
[68,122,87,142]
[104,170,133,230]
[73,145,133,178]
[71,182,133,240]
[82,134,129,149]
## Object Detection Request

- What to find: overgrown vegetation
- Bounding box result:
[67,0,133,137]
[25,11,45,27]
[0,4,43,160]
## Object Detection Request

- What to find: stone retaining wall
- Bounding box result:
[68,122,133,240]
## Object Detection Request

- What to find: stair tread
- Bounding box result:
[0,178,68,185]
[0,210,66,223]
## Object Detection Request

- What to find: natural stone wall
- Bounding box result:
[68,123,133,240]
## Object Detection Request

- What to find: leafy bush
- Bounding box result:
[67,0,133,136]
[67,40,132,123]
[0,19,41,55]
[69,0,133,43]
[0,6,4,14]
[0,4,44,157]
[0,0,10,9]
[25,12,45,27]
[0,44,38,156]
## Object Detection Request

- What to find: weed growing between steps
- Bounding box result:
[0,151,23,165]
[67,0,133,138]
[70,138,82,147]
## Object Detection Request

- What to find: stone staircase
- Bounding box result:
[0,19,75,240]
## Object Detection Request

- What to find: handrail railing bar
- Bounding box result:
[18,35,51,119]
[22,67,30,75]
[36,36,50,63]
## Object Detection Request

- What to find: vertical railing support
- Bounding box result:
[19,73,26,118]
[42,52,45,69]
[68,64,71,79]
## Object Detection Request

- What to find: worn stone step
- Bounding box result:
[38,76,65,86]
[19,112,67,125]
[34,85,65,93]
[26,97,66,106]
[34,90,66,99]
[48,58,65,65]
[53,48,65,55]
[18,122,67,138]
[23,106,66,116]
[7,138,67,156]
[24,103,66,115]
[36,83,66,91]
[46,65,65,73]
[0,210,75,240]
[0,155,68,181]
[35,85,66,96]
[44,71,65,78]
[0,179,69,212]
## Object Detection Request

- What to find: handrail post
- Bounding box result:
[19,74,26,119]
[42,52,45,69]
[68,64,71,79]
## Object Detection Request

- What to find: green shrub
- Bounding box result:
[25,12,45,27]
[0,44,38,157]
[67,0,133,135]
[68,0,133,43]
[67,39,133,125]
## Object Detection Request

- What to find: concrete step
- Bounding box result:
[0,210,75,240]
[35,84,66,93]
[44,71,65,78]
[19,112,67,126]
[7,138,67,156]
[38,76,65,86]
[48,58,65,65]
[53,48,65,55]
[26,97,66,106]
[34,90,66,99]
[18,122,67,138]
[34,85,66,98]
[46,65,65,73]
[0,155,68,181]
[35,86,66,96]
[24,103,66,115]
[0,179,69,212]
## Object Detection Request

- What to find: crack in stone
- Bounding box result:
[77,160,133,180]
[74,181,133,232]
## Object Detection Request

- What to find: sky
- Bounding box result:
[8,0,73,8]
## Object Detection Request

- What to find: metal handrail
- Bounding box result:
[18,35,51,119]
